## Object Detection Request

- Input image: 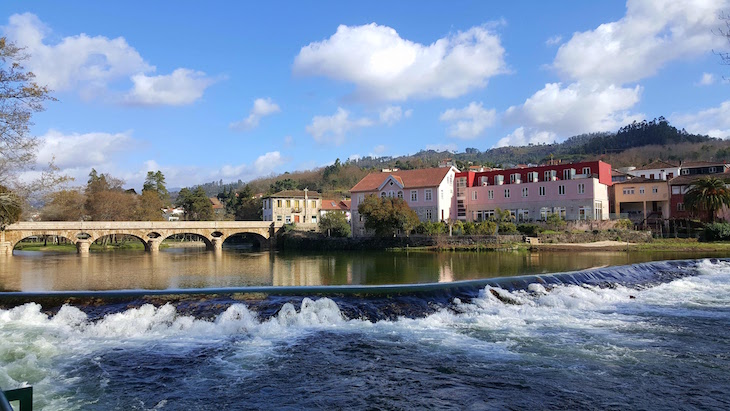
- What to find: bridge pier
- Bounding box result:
[210,237,224,252]
[147,238,163,252]
[1,241,11,255]
[76,239,92,254]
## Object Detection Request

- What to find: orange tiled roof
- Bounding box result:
[350,168,452,192]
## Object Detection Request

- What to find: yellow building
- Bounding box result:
[612,177,669,228]
[262,189,321,224]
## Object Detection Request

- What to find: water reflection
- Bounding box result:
[1,248,728,292]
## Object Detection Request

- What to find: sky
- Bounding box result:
[2,0,730,191]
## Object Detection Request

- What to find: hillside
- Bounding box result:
[191,117,730,200]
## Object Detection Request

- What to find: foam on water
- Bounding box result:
[2,259,729,410]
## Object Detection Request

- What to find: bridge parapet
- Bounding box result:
[2,221,286,255]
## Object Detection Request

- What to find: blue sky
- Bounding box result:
[2,0,729,190]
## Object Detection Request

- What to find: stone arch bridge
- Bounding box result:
[1,221,288,255]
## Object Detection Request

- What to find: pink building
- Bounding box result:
[455,160,613,222]
[349,167,458,236]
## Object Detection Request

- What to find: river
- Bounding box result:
[1,248,730,410]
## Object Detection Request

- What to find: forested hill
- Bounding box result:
[193,117,729,199]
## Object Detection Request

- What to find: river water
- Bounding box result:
[2,249,730,410]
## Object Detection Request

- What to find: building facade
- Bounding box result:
[627,160,679,180]
[455,160,612,222]
[262,190,321,224]
[612,177,669,227]
[349,167,458,236]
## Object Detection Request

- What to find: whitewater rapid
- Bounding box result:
[2,259,729,410]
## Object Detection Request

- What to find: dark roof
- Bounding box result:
[669,172,730,185]
[680,161,728,168]
[350,167,452,192]
[265,190,321,199]
[634,160,678,170]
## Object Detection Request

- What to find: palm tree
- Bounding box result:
[684,176,730,223]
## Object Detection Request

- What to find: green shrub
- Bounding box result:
[416,221,446,235]
[702,222,730,241]
[462,221,477,235]
[517,223,542,236]
[614,219,633,230]
[545,213,566,230]
[498,222,518,234]
[476,220,497,235]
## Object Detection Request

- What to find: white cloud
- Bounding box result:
[36,129,136,169]
[3,13,215,104]
[218,152,287,180]
[439,102,496,139]
[504,82,643,137]
[426,143,458,152]
[672,100,730,138]
[305,108,374,145]
[3,13,151,92]
[495,127,556,148]
[126,69,216,106]
[698,72,716,86]
[230,98,282,130]
[379,106,412,125]
[293,23,506,101]
[553,0,728,84]
[372,145,387,155]
[348,154,362,161]
[545,35,562,46]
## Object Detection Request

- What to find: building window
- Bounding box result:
[563,169,572,180]
[485,210,495,220]
[380,192,386,198]
[649,174,655,179]
[623,188,635,195]
[710,167,717,173]
[578,183,585,194]
[540,207,550,220]
[544,170,556,181]
[277,199,282,208]
[426,209,433,221]
[558,185,565,195]
[579,207,589,220]
[411,190,418,201]
[286,200,291,207]
[522,187,528,197]
[639,187,645,194]
[510,173,520,183]
[667,173,674,178]
[425,189,432,201]
[441,190,444,199]
[677,203,685,211]
[276,215,282,222]
[681,169,689,175]
[311,216,317,223]
[582,167,591,175]
[358,194,364,203]
[652,186,658,194]
[397,191,403,199]
[472,191,477,200]
[556,207,566,218]
[488,190,494,200]
[495,175,504,185]
[480,176,489,186]
[539,186,545,196]
[527,172,538,182]
[285,216,291,223]
[311,200,316,208]
[504,188,510,198]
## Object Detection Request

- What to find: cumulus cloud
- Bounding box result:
[553,0,728,84]
[305,108,374,145]
[218,152,287,180]
[545,35,562,46]
[504,82,644,137]
[698,72,716,86]
[495,127,556,148]
[126,69,216,106]
[293,23,506,101]
[672,100,730,138]
[379,106,412,125]
[3,13,215,104]
[36,129,136,168]
[439,102,496,139]
[230,98,282,130]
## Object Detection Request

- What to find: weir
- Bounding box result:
[1,221,287,255]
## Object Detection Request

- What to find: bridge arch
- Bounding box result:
[89,233,151,252]
[12,233,77,251]
[160,232,214,250]
[221,231,269,250]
